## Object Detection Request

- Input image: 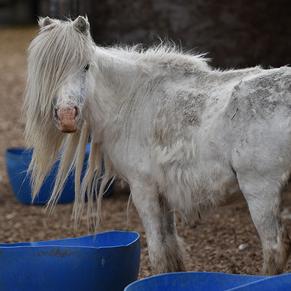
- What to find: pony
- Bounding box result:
[24,16,291,275]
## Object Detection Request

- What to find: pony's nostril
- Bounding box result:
[54,108,58,119]
[74,106,79,118]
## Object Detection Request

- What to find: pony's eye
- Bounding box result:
[84,64,90,71]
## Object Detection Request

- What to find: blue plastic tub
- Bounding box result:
[226,273,291,290]
[5,145,113,205]
[124,272,291,291]
[0,230,140,291]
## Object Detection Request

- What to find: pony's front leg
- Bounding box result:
[131,182,185,273]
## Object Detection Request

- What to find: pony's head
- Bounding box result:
[25,16,94,140]
[24,16,100,205]
[43,16,92,133]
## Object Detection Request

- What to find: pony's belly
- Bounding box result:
[163,162,240,216]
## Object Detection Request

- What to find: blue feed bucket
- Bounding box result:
[5,145,113,205]
[0,230,140,291]
[124,272,291,291]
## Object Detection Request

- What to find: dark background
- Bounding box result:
[1,0,291,69]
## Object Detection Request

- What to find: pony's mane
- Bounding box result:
[108,43,210,73]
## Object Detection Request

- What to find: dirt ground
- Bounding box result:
[1,27,291,279]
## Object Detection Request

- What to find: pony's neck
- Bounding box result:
[94,46,145,95]
[88,46,146,141]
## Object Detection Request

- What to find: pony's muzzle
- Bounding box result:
[54,106,79,133]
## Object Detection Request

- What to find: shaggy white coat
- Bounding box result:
[24,16,291,274]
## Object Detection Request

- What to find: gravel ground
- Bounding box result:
[1,26,291,278]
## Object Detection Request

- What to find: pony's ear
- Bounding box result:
[73,16,89,34]
[38,16,54,28]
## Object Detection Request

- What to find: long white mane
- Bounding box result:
[24,19,100,224]
[24,18,209,226]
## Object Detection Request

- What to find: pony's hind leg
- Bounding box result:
[237,173,290,274]
[131,182,185,273]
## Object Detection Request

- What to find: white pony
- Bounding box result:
[24,16,291,275]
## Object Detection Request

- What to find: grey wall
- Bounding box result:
[0,0,37,25]
[87,0,291,69]
[5,0,291,69]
